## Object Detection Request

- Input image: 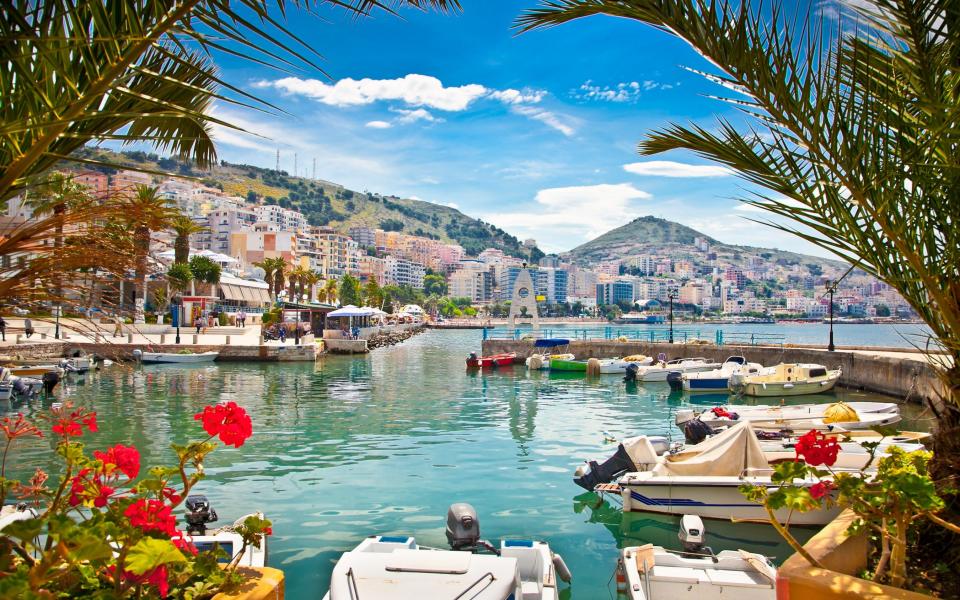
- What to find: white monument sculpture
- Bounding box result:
[508,266,540,330]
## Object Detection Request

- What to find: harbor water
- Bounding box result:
[4,329,931,599]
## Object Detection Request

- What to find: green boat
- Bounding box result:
[549,357,588,372]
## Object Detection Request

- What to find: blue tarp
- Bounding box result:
[534,338,570,348]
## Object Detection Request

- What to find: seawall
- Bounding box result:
[1,341,320,362]
[481,339,944,405]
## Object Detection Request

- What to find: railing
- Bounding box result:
[482,326,785,347]
[715,331,786,348]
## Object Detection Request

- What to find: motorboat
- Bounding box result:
[7,364,65,378]
[673,356,764,392]
[322,503,571,600]
[181,495,267,568]
[550,356,652,374]
[625,358,720,383]
[58,357,93,374]
[676,401,899,429]
[526,339,572,370]
[132,349,219,364]
[729,363,840,396]
[591,423,851,524]
[617,515,777,600]
[526,353,574,369]
[466,352,516,369]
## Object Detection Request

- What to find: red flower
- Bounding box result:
[49,404,98,438]
[124,499,177,536]
[263,526,273,536]
[67,468,114,508]
[809,481,834,500]
[145,565,169,597]
[0,413,43,441]
[194,402,253,448]
[172,530,198,556]
[14,467,48,502]
[94,444,141,480]
[161,487,181,505]
[794,430,840,467]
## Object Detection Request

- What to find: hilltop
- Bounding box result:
[67,148,537,259]
[565,215,845,271]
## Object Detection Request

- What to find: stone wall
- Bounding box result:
[2,341,319,362]
[481,339,943,404]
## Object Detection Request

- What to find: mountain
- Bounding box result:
[565,215,844,271]
[67,148,537,259]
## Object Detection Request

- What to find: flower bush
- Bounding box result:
[0,401,271,598]
[740,429,960,588]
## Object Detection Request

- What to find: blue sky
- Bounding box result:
[209,0,832,257]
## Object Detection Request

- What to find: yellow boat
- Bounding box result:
[729,363,841,397]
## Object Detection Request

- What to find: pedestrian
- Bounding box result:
[278,325,286,343]
[238,310,246,328]
[0,315,6,341]
[113,314,122,337]
[194,315,203,335]
[24,317,34,338]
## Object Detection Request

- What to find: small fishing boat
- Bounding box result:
[525,339,572,370]
[729,363,840,396]
[466,352,516,369]
[132,349,219,364]
[676,400,899,428]
[626,357,720,382]
[617,516,777,600]
[7,364,64,378]
[322,503,571,600]
[675,356,764,392]
[182,495,268,568]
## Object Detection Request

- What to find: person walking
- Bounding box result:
[238,310,246,328]
[0,315,6,341]
[194,315,203,335]
[24,317,34,338]
[278,325,286,344]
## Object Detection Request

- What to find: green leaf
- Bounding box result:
[0,517,43,542]
[126,537,187,576]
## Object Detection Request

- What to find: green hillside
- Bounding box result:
[567,215,844,270]
[67,148,536,259]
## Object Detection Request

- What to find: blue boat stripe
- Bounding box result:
[629,490,756,508]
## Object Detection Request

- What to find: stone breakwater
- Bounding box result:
[367,327,424,351]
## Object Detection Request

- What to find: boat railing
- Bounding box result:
[346,567,360,600]
[453,572,496,600]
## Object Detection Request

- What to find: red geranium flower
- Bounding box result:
[49,404,98,438]
[194,402,253,448]
[145,565,169,597]
[67,468,115,508]
[172,530,198,556]
[94,444,141,480]
[0,413,43,441]
[809,481,835,500]
[794,430,840,467]
[124,499,177,536]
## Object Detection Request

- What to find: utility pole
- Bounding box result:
[312,157,316,180]
[275,149,279,171]
[668,291,676,344]
[827,280,837,351]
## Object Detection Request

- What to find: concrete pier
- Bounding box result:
[481,338,945,405]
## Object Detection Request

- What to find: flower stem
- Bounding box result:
[765,505,824,568]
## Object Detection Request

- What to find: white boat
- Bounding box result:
[181,496,268,568]
[7,364,65,378]
[322,503,571,600]
[618,516,777,600]
[679,357,764,392]
[628,358,720,382]
[744,411,901,431]
[606,423,849,524]
[133,349,219,364]
[526,353,574,370]
[59,357,93,374]
[677,401,900,429]
[729,363,841,396]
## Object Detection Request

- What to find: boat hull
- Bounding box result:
[549,358,587,372]
[618,475,840,525]
[642,364,716,382]
[138,352,219,364]
[683,377,730,392]
[738,377,838,396]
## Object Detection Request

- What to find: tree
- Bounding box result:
[363,278,384,308]
[124,185,178,322]
[321,278,339,305]
[253,259,279,298]
[520,0,960,471]
[423,273,448,296]
[302,270,320,303]
[167,262,193,296]
[339,273,362,306]
[170,215,207,264]
[876,304,892,318]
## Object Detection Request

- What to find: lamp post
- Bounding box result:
[668,291,677,344]
[826,280,837,352]
[173,295,182,344]
[295,295,301,345]
[54,304,61,339]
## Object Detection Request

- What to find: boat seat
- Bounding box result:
[705,568,773,588]
[520,580,541,600]
[648,565,708,584]
[633,544,656,574]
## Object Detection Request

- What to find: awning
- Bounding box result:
[220,284,244,301]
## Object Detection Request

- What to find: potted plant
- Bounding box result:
[0,401,274,598]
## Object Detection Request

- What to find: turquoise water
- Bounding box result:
[4,330,930,599]
[491,322,935,349]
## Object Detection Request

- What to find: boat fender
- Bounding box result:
[552,553,572,583]
[527,355,543,370]
[674,409,695,425]
[132,349,143,361]
[783,383,794,389]
[586,358,602,377]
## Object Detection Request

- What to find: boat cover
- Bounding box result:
[655,422,768,477]
[574,436,659,491]
[534,338,570,347]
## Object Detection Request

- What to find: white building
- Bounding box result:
[384,256,426,289]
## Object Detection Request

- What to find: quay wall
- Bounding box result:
[481,339,944,405]
[0,342,319,362]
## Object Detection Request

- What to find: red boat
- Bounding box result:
[466,352,516,369]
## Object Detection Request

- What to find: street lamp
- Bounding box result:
[826,280,837,352]
[173,294,182,344]
[54,303,61,339]
[294,295,302,345]
[668,291,677,344]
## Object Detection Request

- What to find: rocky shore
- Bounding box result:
[366,327,424,350]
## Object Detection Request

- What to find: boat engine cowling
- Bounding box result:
[623,363,640,382]
[185,495,218,535]
[132,349,143,362]
[679,514,706,553]
[666,371,684,391]
[446,503,480,550]
[683,419,715,444]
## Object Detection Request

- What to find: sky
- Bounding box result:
[207,0,836,258]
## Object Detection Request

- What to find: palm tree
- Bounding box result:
[520,0,960,464]
[302,270,321,303]
[123,185,177,322]
[253,259,279,297]
[289,266,312,301]
[28,173,90,304]
[189,255,221,298]
[323,277,340,306]
[267,258,288,301]
[170,215,207,264]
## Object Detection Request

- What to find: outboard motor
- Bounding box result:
[446,503,481,550]
[666,370,684,391]
[184,495,218,535]
[679,515,710,555]
[623,363,640,382]
[12,378,29,396]
[574,444,638,491]
[683,418,715,444]
[41,371,60,396]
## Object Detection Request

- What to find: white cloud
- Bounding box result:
[266,74,488,111]
[623,160,733,178]
[393,108,440,124]
[365,120,392,129]
[572,79,675,103]
[511,106,576,137]
[480,183,652,252]
[489,88,546,105]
